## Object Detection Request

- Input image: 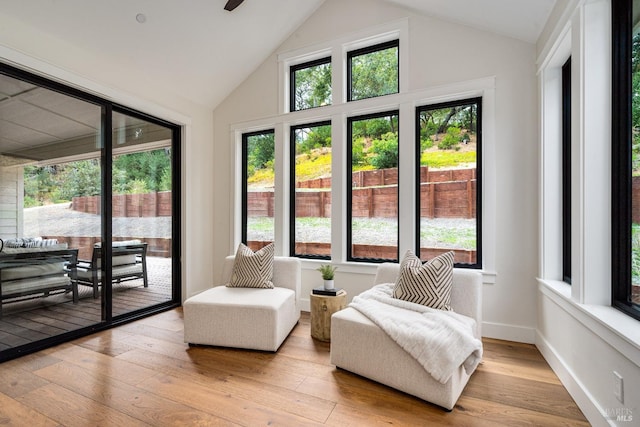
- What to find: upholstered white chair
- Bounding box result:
[330,263,482,410]
[183,255,301,352]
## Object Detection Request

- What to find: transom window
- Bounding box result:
[347,40,399,102]
[290,57,332,111]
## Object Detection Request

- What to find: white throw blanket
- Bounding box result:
[349,283,482,384]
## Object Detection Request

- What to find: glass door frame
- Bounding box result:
[0,62,182,361]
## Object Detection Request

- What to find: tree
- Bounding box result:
[247,133,275,174]
[294,63,332,110]
[350,46,398,100]
[59,159,101,199]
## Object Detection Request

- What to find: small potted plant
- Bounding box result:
[317,264,337,290]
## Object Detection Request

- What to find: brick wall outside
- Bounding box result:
[252,166,477,219]
[47,235,172,259]
[72,191,172,217]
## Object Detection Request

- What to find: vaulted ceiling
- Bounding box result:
[0,0,558,110]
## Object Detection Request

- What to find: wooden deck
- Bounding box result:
[0,282,171,351]
[0,309,589,426]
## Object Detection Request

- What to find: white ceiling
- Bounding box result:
[0,0,557,109]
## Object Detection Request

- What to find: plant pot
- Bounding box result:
[323,279,335,290]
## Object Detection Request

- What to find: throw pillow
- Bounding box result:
[393,250,454,310]
[227,243,274,289]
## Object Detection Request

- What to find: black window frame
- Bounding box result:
[612,0,640,320]
[241,129,275,246]
[346,110,400,263]
[414,98,482,269]
[0,61,182,362]
[289,56,332,112]
[289,120,332,260]
[562,57,572,284]
[347,39,399,102]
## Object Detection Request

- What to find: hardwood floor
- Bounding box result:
[0,308,588,426]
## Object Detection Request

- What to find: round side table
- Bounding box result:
[310,289,347,342]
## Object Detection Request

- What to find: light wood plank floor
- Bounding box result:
[0,308,588,426]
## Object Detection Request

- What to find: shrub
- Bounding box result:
[633,223,640,284]
[369,132,398,169]
[351,137,367,166]
[438,126,463,150]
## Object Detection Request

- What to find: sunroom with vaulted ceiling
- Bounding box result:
[0,64,181,361]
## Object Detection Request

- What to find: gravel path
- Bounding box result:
[24,203,172,238]
[250,216,476,247]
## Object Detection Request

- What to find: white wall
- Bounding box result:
[211,0,540,342]
[537,1,640,425]
[0,14,216,304]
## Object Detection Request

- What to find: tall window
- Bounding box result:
[416,99,481,268]
[347,111,399,262]
[347,40,399,102]
[612,0,640,320]
[290,57,332,111]
[562,58,572,283]
[242,130,275,250]
[290,121,332,258]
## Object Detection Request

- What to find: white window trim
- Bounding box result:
[234,21,496,283]
[231,77,496,282]
[538,0,640,361]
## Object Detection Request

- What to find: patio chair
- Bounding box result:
[76,241,148,298]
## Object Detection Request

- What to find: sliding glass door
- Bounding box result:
[0,64,181,362]
[110,110,174,317]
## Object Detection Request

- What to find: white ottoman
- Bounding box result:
[183,256,301,352]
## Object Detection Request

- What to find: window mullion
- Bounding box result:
[398,102,415,255]
[331,113,346,263]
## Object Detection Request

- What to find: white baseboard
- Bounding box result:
[301,298,310,313]
[481,321,536,344]
[535,331,611,427]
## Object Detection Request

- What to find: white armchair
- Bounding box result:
[330,263,482,410]
[183,255,301,352]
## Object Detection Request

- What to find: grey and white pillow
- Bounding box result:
[393,250,454,311]
[226,243,274,289]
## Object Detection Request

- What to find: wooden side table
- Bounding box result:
[310,290,347,342]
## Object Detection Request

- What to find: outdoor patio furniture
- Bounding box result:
[0,247,78,318]
[76,241,148,298]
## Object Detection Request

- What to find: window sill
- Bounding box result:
[538,279,640,367]
[300,258,497,284]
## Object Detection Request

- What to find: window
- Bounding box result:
[290,57,332,111]
[562,58,572,283]
[416,98,481,268]
[242,130,275,250]
[612,0,640,320]
[290,121,332,258]
[347,111,399,262]
[347,40,399,102]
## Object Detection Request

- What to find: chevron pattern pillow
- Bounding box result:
[393,250,454,310]
[227,243,274,289]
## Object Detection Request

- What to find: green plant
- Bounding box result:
[438,126,463,150]
[316,264,337,280]
[369,132,399,169]
[632,223,640,284]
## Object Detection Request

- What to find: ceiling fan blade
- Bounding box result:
[224,0,244,11]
